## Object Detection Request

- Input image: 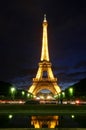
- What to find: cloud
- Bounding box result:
[54,67,86,89]
[67,71,86,80]
[74,60,86,69]
[53,66,69,72]
[9,75,32,89]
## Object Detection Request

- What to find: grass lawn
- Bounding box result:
[0,104,86,115]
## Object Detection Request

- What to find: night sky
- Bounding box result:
[0,0,86,90]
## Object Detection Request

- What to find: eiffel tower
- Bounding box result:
[28,15,61,96]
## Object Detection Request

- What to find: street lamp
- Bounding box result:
[69,87,73,100]
[8,114,13,119]
[10,87,16,100]
[27,93,31,98]
[62,92,65,98]
[22,91,25,96]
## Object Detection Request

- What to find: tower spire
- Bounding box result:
[44,14,46,22]
[41,14,49,61]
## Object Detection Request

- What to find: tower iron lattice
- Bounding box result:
[28,15,61,96]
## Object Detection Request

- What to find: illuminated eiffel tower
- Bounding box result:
[28,15,61,96]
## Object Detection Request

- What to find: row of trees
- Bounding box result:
[54,87,74,101]
[0,81,33,100]
[54,78,86,101]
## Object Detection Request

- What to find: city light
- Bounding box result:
[71,115,75,119]
[10,87,16,100]
[10,87,16,93]
[69,87,73,97]
[62,92,65,98]
[27,93,30,98]
[22,91,25,96]
[8,114,13,119]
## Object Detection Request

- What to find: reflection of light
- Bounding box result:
[31,116,40,128]
[71,115,75,118]
[31,116,59,128]
[8,114,13,119]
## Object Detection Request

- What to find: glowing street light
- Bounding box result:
[27,93,30,98]
[71,115,75,119]
[27,93,33,98]
[10,87,16,100]
[62,92,65,98]
[69,88,73,96]
[22,91,25,96]
[8,114,13,119]
[11,87,15,93]
[69,88,73,100]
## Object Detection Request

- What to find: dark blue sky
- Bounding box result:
[0,0,86,90]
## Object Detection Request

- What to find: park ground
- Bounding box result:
[0,104,86,115]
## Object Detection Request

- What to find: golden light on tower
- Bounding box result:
[41,14,49,61]
[28,15,61,96]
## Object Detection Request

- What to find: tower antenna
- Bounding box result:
[44,14,47,22]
